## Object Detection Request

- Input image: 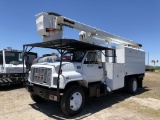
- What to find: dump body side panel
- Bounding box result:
[116,45,145,75]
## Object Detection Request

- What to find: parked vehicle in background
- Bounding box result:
[145,65,155,72]
[0,47,37,86]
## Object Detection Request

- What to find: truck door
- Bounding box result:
[82,51,103,82]
[0,51,3,73]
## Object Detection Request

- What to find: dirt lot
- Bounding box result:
[0,72,160,120]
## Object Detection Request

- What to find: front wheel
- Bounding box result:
[60,86,85,116]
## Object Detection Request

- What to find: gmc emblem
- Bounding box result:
[35,73,43,78]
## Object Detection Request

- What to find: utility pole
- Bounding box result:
[148,52,149,66]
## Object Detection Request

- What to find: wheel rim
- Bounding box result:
[133,80,137,92]
[70,92,82,111]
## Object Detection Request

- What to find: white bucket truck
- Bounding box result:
[25,12,145,116]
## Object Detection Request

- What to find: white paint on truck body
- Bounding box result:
[103,62,124,90]
[5,64,26,73]
[29,47,145,91]
[29,62,87,89]
[115,45,145,75]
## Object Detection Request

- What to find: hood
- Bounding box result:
[33,62,70,67]
[32,62,82,73]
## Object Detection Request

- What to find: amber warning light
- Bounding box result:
[46,28,56,32]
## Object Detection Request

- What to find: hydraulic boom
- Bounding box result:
[36,12,141,48]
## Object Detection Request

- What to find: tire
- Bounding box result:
[127,77,138,94]
[30,93,46,103]
[60,86,85,116]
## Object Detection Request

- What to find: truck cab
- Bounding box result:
[28,50,105,89]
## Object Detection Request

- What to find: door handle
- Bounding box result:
[98,66,103,69]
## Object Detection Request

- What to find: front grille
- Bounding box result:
[30,67,52,86]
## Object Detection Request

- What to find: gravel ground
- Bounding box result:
[0,72,160,120]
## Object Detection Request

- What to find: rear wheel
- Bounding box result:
[60,86,85,116]
[127,77,138,94]
[30,93,46,103]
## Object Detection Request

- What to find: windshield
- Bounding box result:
[38,56,57,63]
[57,51,85,62]
[5,51,23,65]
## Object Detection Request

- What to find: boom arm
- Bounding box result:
[36,12,141,48]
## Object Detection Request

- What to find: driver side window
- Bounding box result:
[84,52,97,64]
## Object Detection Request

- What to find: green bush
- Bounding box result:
[155,66,160,70]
